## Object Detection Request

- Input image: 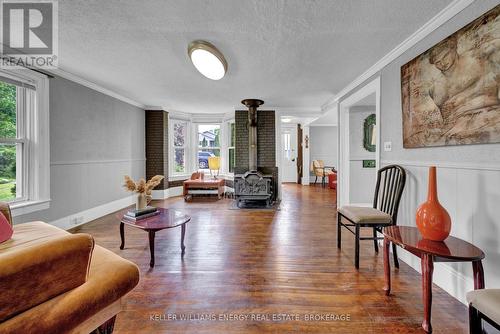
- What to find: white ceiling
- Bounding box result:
[58,0,453,113]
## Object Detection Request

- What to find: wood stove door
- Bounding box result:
[281,125,297,183]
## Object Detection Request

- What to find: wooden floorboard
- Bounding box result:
[75,184,468,333]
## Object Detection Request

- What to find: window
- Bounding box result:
[0,81,22,201]
[283,133,292,161]
[197,124,220,171]
[0,70,50,214]
[228,122,235,173]
[173,121,187,174]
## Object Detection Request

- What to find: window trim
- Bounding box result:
[0,68,50,217]
[226,120,235,175]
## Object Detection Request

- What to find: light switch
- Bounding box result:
[384,141,392,151]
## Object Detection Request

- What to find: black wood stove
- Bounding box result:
[234,99,274,208]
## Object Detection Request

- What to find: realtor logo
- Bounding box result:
[0,0,58,68]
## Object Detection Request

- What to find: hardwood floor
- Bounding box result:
[75,184,468,333]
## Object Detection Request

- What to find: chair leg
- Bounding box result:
[337,213,342,249]
[469,305,482,334]
[373,227,379,253]
[392,243,399,269]
[355,225,360,269]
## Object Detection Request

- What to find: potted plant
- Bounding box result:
[123,175,164,210]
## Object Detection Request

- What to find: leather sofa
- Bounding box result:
[0,202,140,334]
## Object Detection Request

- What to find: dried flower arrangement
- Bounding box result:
[124,175,164,195]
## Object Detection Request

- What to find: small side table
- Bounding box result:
[383,226,485,333]
[118,208,191,267]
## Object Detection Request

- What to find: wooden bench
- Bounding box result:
[183,172,225,201]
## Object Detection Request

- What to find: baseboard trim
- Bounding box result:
[168,186,183,198]
[397,248,473,305]
[151,189,168,200]
[151,186,183,200]
[52,187,186,230]
[51,195,136,230]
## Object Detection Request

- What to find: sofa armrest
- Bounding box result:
[0,245,139,334]
[0,233,94,322]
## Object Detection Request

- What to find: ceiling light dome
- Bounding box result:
[188,40,227,80]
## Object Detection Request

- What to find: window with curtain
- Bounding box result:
[173,121,187,174]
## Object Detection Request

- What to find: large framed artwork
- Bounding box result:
[401,5,500,148]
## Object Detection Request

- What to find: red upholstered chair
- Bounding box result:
[311,160,335,187]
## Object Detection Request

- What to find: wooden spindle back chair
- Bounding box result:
[337,165,406,269]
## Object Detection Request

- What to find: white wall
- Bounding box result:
[302,125,311,185]
[349,108,376,204]
[15,76,145,228]
[338,0,500,304]
[309,126,337,183]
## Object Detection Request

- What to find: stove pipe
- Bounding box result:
[241,99,264,172]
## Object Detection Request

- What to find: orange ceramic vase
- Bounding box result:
[416,166,451,241]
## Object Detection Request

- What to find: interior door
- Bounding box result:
[281,126,298,183]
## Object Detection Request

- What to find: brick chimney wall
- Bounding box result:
[145,110,169,189]
[235,110,276,173]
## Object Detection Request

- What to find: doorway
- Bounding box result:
[348,94,377,205]
[281,124,298,183]
[338,77,381,207]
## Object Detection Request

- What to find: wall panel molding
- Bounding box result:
[51,158,146,166]
[382,161,500,305]
[381,159,500,172]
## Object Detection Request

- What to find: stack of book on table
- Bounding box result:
[123,206,159,221]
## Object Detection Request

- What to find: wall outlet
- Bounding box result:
[383,141,392,152]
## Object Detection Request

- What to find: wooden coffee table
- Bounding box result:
[383,226,485,333]
[118,208,191,267]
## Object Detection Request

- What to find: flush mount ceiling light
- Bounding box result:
[188,40,227,80]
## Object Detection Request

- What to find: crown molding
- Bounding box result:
[273,107,322,115]
[309,123,338,127]
[145,105,166,111]
[222,111,235,122]
[168,110,192,121]
[191,113,226,123]
[320,0,475,110]
[49,68,147,109]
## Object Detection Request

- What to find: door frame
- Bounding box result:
[337,77,381,207]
